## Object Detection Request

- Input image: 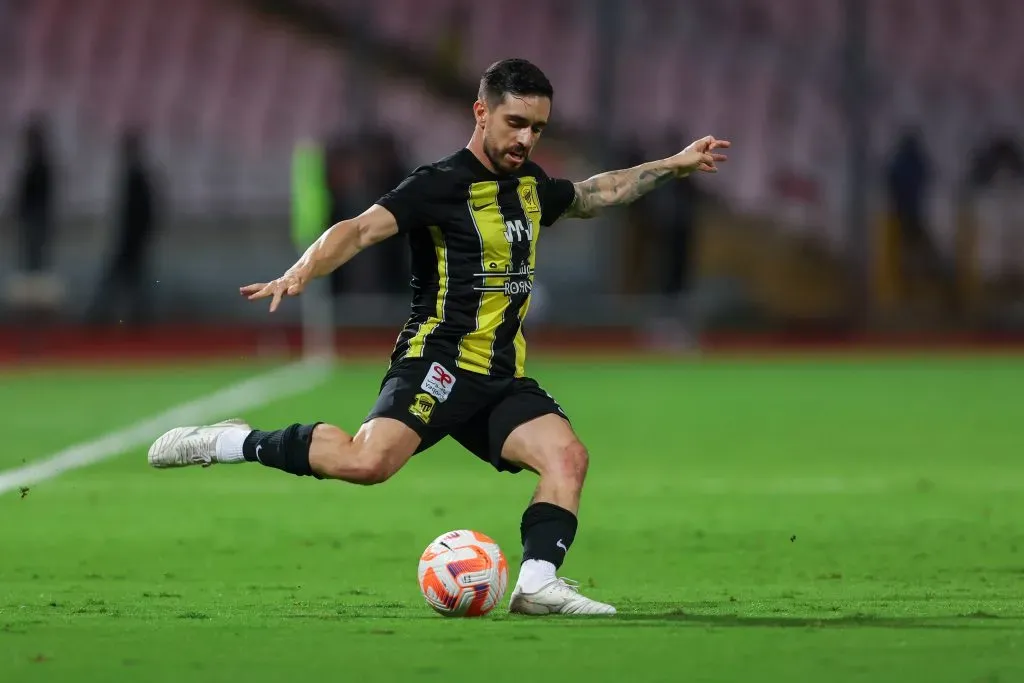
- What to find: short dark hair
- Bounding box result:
[478,58,553,109]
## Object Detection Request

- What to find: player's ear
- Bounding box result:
[473,100,487,128]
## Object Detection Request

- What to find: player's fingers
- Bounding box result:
[701,154,718,171]
[240,283,267,296]
[684,136,711,154]
[247,284,275,300]
[710,152,729,162]
[286,282,305,296]
[709,139,732,150]
[702,135,721,151]
[269,286,284,313]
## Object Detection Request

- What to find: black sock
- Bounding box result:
[520,502,578,569]
[242,423,321,477]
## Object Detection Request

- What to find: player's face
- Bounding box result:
[478,94,550,174]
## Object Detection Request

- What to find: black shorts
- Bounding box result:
[363,357,568,473]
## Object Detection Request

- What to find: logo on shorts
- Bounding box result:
[421,362,456,402]
[409,392,436,424]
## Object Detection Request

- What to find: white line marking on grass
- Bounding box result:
[0,358,333,496]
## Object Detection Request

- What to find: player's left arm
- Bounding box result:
[563,135,730,219]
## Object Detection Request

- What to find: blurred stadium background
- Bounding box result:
[3,0,1023,361]
[3,2,1024,681]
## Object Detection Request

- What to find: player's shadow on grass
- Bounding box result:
[604,609,1023,631]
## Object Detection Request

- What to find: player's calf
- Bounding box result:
[234,418,418,483]
[499,414,615,615]
[527,438,589,512]
[502,416,588,578]
[148,417,420,486]
[307,421,419,484]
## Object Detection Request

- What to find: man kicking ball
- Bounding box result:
[147,58,730,616]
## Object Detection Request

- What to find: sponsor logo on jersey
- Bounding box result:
[473,261,534,297]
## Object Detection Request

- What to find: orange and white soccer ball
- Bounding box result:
[417,529,509,617]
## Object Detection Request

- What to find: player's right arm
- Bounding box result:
[240,204,399,313]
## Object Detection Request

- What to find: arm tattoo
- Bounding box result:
[564,163,676,219]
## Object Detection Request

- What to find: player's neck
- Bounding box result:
[465,132,499,174]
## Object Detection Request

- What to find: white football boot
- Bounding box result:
[147,419,250,469]
[508,577,617,616]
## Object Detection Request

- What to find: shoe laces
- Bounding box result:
[553,577,581,594]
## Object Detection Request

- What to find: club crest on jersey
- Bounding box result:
[504,219,534,243]
[421,362,456,402]
[409,392,436,424]
[518,182,540,214]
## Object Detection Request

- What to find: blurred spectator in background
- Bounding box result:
[4,115,63,321]
[367,129,411,294]
[14,116,55,275]
[325,136,366,298]
[434,0,469,81]
[621,131,707,349]
[648,130,706,348]
[967,135,1024,304]
[968,135,1024,191]
[618,138,656,297]
[324,131,412,298]
[884,127,956,311]
[88,129,159,324]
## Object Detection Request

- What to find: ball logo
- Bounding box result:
[421,362,457,402]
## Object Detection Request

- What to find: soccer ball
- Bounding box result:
[417,529,508,617]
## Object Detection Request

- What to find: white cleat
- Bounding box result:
[508,578,617,616]
[147,419,250,469]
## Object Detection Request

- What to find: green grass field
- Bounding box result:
[3,356,1023,682]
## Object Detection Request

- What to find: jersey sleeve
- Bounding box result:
[536,173,577,227]
[374,166,442,234]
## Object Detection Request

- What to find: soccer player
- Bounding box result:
[148,58,729,616]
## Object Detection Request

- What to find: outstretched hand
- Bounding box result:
[673,135,731,177]
[240,268,310,313]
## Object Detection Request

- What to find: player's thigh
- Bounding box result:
[458,378,584,477]
[363,357,483,455]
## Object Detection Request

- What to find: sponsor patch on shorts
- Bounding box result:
[421,362,456,402]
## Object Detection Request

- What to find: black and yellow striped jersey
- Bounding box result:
[376,148,576,379]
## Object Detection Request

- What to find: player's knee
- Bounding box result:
[545,439,589,485]
[318,450,396,485]
[348,459,394,485]
[565,440,590,483]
